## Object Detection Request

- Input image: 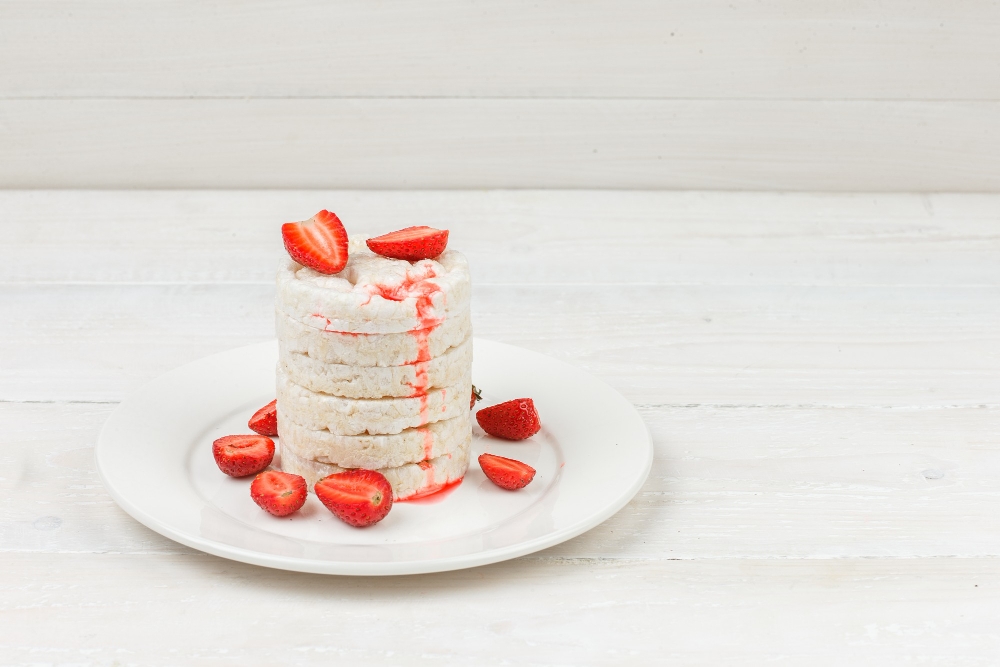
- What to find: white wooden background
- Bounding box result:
[3,1,1000,663]
[2,190,999,663]
[3,1,1000,189]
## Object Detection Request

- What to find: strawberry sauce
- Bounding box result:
[304,261,464,506]
[397,476,464,504]
[360,264,446,428]
[417,426,434,460]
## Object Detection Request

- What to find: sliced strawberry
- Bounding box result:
[212,434,275,477]
[250,470,307,517]
[282,210,349,274]
[470,385,482,410]
[475,398,541,440]
[479,453,536,490]
[315,469,393,527]
[248,399,278,436]
[366,226,449,261]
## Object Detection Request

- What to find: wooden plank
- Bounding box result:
[2,191,999,287]
[2,1,999,100]
[477,283,1000,407]
[2,190,995,660]
[3,100,1000,190]
[0,552,996,664]
[1,282,996,405]
[0,403,173,555]
[5,402,1000,559]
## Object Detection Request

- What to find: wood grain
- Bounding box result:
[2,282,998,406]
[1,192,996,404]
[2,1,998,100]
[0,553,996,664]
[4,2,999,189]
[5,402,1000,559]
[3,190,999,661]
[2,190,999,286]
[3,99,1000,189]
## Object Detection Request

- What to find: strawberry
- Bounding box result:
[475,398,541,440]
[315,469,393,527]
[366,226,449,261]
[212,434,275,477]
[282,210,349,274]
[248,399,278,436]
[478,453,536,490]
[470,385,482,409]
[250,470,307,517]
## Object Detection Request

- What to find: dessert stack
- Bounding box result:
[275,227,473,500]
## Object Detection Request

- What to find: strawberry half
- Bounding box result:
[315,469,393,527]
[250,470,307,517]
[479,453,536,490]
[475,398,541,440]
[248,399,278,436]
[212,434,275,477]
[366,226,449,261]
[470,385,482,410]
[282,210,349,274]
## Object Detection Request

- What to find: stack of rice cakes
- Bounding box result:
[275,238,473,500]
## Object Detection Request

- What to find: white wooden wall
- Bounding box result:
[2,1,1000,189]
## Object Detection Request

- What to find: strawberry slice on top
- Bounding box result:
[282,210,349,274]
[366,226,449,261]
[479,453,536,490]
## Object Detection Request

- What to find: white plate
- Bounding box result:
[96,339,652,576]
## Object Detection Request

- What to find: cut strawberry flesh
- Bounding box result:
[375,226,441,243]
[317,478,384,505]
[255,471,298,495]
[212,434,275,477]
[248,399,278,436]
[366,226,449,261]
[282,210,349,274]
[251,470,307,516]
[478,453,536,490]
[219,436,271,457]
[315,469,393,527]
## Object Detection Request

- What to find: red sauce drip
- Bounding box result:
[311,262,444,339]
[416,458,434,492]
[397,477,464,504]
[364,264,439,306]
[318,265,449,446]
[410,359,430,421]
[310,313,363,335]
[360,264,445,428]
[417,427,434,460]
[409,327,433,363]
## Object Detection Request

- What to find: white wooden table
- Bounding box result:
[2,190,998,664]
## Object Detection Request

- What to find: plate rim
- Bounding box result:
[96,339,653,576]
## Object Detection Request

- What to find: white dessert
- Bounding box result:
[278,409,471,469]
[276,251,470,334]
[276,236,473,500]
[277,367,471,435]
[275,309,471,367]
[280,436,471,500]
[279,336,472,398]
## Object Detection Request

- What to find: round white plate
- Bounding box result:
[96,339,652,576]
